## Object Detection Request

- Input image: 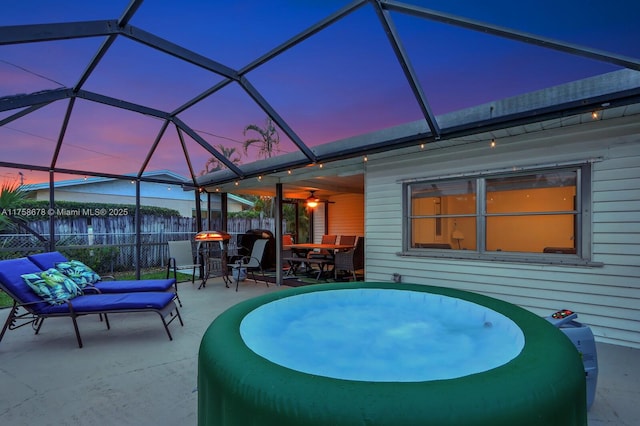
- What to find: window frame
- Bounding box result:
[402,163,597,266]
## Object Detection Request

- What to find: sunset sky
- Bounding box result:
[1,0,639,185]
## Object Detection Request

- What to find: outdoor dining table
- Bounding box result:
[283,243,354,279]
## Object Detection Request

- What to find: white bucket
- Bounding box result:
[232,267,247,281]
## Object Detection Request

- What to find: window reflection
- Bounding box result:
[408,168,581,255]
[485,171,577,253]
[410,180,476,250]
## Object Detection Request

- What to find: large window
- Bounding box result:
[405,164,592,263]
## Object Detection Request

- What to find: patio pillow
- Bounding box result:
[22,268,82,305]
[55,260,101,288]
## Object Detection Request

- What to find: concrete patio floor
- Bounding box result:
[0,276,638,425]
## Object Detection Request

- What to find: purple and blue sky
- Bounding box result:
[1,0,639,185]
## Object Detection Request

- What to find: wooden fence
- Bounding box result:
[0,215,282,272]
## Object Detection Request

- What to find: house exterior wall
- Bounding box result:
[309,193,364,242]
[365,115,640,348]
[328,193,365,239]
[33,190,200,217]
[29,179,245,217]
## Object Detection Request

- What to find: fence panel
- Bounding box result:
[0,216,283,273]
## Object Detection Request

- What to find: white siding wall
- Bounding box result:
[365,116,640,348]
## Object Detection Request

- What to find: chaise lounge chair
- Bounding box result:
[0,257,183,348]
[28,251,182,306]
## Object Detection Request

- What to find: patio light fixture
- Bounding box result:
[306,190,319,209]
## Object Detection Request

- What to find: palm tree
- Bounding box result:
[199,145,242,175]
[0,180,47,247]
[242,117,280,160]
[0,181,27,231]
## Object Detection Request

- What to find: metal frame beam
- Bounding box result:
[370,0,440,138]
[75,90,171,119]
[0,89,73,112]
[171,116,245,178]
[0,161,191,186]
[121,25,239,80]
[382,0,640,72]
[0,20,118,45]
[239,76,317,162]
[74,0,143,91]
[0,103,51,126]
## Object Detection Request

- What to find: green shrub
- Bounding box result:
[61,247,120,274]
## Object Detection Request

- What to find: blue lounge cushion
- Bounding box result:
[55,260,101,287]
[21,268,82,305]
[39,291,175,314]
[27,251,69,270]
[0,258,58,310]
[25,251,177,294]
[95,278,175,293]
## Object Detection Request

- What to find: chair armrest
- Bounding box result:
[82,284,103,294]
[334,250,352,262]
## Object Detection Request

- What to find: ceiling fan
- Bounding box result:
[306,190,320,208]
[303,190,336,208]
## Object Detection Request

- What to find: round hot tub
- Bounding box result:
[198,282,586,426]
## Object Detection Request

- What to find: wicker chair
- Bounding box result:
[334,236,364,281]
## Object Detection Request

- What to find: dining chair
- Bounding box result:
[307,235,337,259]
[334,236,365,281]
[337,235,356,248]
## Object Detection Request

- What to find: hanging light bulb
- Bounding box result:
[306,190,319,208]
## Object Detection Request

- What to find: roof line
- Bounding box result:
[197,70,640,187]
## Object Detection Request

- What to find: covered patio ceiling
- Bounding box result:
[1,1,639,194]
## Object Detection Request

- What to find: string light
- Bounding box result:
[490,138,497,148]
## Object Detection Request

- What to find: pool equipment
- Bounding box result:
[546,309,598,410]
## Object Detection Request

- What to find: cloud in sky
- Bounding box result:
[1,0,639,185]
